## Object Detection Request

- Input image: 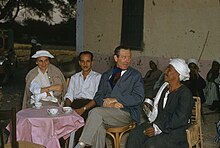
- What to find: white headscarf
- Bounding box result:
[188,58,198,66]
[214,58,220,64]
[188,58,200,69]
[169,58,190,81]
[147,82,169,123]
[149,58,159,66]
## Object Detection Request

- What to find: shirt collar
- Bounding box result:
[121,70,127,76]
[37,68,48,75]
[80,70,93,77]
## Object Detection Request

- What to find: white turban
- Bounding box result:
[149,58,159,66]
[188,58,198,66]
[214,58,220,64]
[169,58,190,81]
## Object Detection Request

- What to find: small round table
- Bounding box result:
[13,106,84,148]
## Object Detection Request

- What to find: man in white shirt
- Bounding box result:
[64,51,101,144]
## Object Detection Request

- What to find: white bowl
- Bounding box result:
[62,107,72,113]
[47,108,58,115]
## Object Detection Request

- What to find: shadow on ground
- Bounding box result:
[0,61,27,111]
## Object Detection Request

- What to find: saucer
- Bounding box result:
[47,108,59,116]
[32,106,43,109]
[62,107,73,114]
[63,110,72,114]
[49,113,59,116]
[47,111,59,116]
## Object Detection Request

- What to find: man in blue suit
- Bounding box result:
[75,45,145,148]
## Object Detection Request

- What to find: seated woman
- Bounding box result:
[209,69,220,111]
[22,50,67,109]
[204,59,220,106]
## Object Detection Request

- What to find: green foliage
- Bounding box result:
[0,0,77,46]
[0,0,77,23]
[0,18,76,46]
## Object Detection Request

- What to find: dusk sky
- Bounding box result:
[15,9,63,25]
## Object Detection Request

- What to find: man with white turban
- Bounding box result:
[127,58,194,148]
[183,58,206,104]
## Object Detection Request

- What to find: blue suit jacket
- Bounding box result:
[94,66,145,123]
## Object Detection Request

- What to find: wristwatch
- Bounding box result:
[83,106,87,111]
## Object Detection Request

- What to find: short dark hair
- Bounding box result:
[79,51,93,61]
[114,45,130,57]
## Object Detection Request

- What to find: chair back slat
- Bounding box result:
[66,77,70,87]
[106,121,136,148]
[190,97,201,123]
[186,96,203,148]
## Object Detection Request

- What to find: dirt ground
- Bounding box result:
[0,60,220,148]
[202,106,220,148]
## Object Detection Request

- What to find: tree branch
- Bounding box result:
[0,0,16,21]
[12,0,21,22]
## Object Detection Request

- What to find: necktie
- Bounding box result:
[109,67,122,88]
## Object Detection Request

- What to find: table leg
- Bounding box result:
[68,131,75,148]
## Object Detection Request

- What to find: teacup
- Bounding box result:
[35,102,42,109]
[34,94,41,102]
[47,108,58,115]
[62,107,72,113]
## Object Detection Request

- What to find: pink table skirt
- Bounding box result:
[8,106,84,148]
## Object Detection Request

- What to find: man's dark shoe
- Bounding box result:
[209,105,217,111]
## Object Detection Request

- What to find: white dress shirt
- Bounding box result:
[64,70,101,102]
[30,68,53,104]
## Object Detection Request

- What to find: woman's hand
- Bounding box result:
[41,84,63,93]
[49,84,63,92]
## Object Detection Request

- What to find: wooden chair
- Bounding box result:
[0,108,17,148]
[106,121,136,148]
[4,141,45,148]
[0,108,45,148]
[186,96,203,148]
[66,77,70,87]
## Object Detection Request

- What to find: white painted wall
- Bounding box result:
[77,0,220,77]
[76,0,84,54]
[143,0,220,60]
